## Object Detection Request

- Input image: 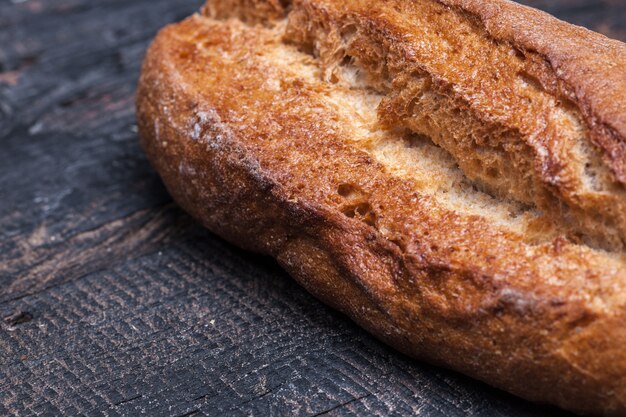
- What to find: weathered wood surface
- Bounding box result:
[0,1,623,416]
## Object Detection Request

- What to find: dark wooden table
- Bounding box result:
[1,1,623,416]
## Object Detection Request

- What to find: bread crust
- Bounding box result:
[443,0,626,182]
[276,0,626,251]
[136,8,626,417]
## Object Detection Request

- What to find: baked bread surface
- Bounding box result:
[137,1,626,415]
[207,0,626,251]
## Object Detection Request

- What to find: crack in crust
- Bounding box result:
[283,0,626,251]
[202,0,626,251]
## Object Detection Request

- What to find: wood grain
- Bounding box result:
[0,0,623,416]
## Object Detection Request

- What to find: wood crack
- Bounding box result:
[113,394,143,406]
[310,393,372,416]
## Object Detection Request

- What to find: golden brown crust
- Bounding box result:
[137,14,626,416]
[201,0,626,187]
[201,0,288,23]
[442,0,626,182]
[275,0,626,251]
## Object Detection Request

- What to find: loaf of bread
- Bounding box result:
[136,0,626,415]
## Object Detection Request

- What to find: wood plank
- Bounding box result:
[1,0,623,415]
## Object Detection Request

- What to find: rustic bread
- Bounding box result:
[136,1,626,415]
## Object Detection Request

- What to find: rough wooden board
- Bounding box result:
[0,0,623,416]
